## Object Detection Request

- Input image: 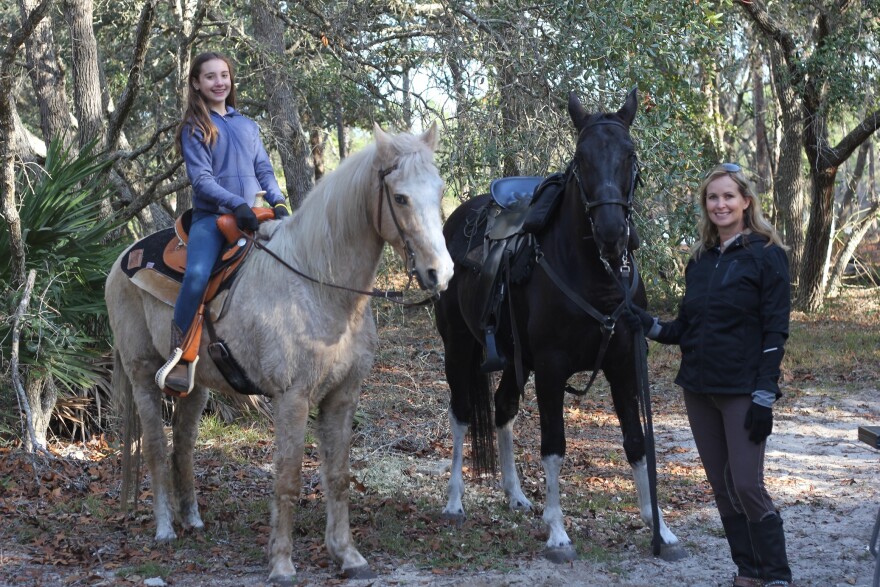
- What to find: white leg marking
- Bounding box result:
[541,454,572,549]
[153,483,177,542]
[498,420,531,511]
[632,457,679,545]
[443,412,468,517]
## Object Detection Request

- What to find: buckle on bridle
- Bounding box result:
[601,316,616,334]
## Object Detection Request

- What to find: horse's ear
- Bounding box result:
[420,121,439,151]
[616,86,638,127]
[567,91,589,127]
[374,122,391,155]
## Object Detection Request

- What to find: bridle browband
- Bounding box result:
[238,164,438,307]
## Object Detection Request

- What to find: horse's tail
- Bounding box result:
[469,370,497,478]
[112,348,141,514]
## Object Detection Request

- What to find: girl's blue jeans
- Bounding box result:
[173,210,226,332]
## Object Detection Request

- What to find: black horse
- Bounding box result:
[434,89,680,562]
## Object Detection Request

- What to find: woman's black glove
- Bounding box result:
[233,204,259,231]
[622,305,655,333]
[273,203,290,219]
[744,402,773,443]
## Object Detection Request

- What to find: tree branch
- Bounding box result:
[829,108,880,168]
[737,0,801,83]
[106,0,158,152]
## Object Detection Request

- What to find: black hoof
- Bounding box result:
[543,546,576,563]
[659,543,688,561]
[268,576,298,586]
[343,565,376,580]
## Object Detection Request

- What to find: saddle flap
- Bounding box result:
[486,206,531,240]
[163,237,187,274]
[489,176,544,210]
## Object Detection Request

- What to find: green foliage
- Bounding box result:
[0,140,124,393]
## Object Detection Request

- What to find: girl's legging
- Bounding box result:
[683,390,777,522]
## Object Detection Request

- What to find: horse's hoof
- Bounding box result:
[509,500,532,513]
[268,576,298,587]
[658,543,688,561]
[440,511,466,525]
[543,545,576,563]
[342,565,376,580]
[154,530,177,543]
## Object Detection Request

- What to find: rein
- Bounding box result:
[619,266,662,557]
[534,248,634,393]
[237,165,437,308]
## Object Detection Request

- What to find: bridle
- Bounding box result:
[532,116,643,392]
[239,164,438,307]
[376,164,426,290]
[567,118,642,275]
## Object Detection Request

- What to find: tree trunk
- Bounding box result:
[751,44,772,197]
[24,376,57,451]
[334,92,347,161]
[1,95,27,287]
[310,127,325,181]
[767,45,805,276]
[172,0,199,215]
[2,0,53,288]
[839,140,869,219]
[252,0,313,210]
[19,0,72,149]
[796,166,836,311]
[63,0,103,149]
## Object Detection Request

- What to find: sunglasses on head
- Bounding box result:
[705,162,741,179]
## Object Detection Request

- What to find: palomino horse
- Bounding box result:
[434,90,680,561]
[106,124,453,582]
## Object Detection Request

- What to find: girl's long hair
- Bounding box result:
[174,52,237,152]
[691,164,787,259]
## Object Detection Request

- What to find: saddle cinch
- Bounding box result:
[466,174,566,373]
[120,206,277,396]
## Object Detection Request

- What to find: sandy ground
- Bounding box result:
[358,385,880,587]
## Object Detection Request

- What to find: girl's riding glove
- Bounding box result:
[233,203,259,231]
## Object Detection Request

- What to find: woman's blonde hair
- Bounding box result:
[174,52,237,152]
[691,164,786,259]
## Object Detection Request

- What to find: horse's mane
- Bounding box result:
[257,130,437,284]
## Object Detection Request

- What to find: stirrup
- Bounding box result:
[479,327,506,373]
[156,349,199,394]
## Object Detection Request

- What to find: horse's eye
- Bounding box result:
[394,194,408,205]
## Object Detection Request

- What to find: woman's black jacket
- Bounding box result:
[654,233,791,398]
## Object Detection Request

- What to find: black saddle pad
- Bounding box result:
[120,228,182,281]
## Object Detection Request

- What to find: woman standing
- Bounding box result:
[628,163,795,586]
[155,51,289,395]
